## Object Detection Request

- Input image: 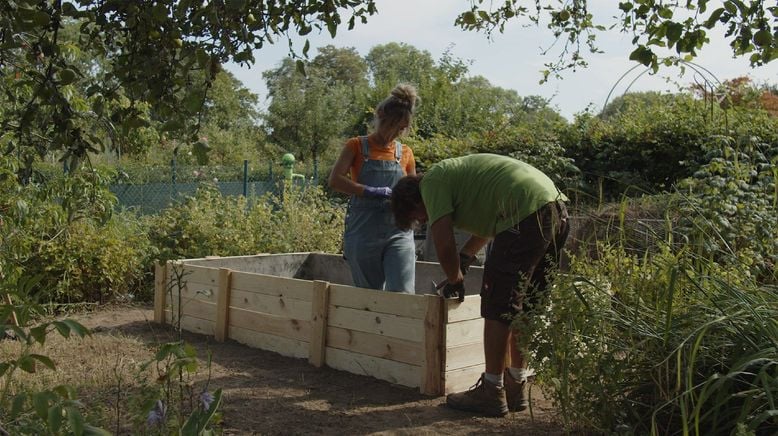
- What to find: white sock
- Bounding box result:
[483,372,503,387]
[508,367,535,382]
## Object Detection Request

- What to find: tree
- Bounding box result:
[0,0,378,177]
[456,1,776,80]
[263,58,353,180]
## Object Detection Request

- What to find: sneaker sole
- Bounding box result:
[446,399,508,417]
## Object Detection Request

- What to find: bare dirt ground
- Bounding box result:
[72,304,563,435]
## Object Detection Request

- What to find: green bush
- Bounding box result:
[562,93,778,201]
[149,183,345,262]
[677,135,777,282]
[532,243,777,434]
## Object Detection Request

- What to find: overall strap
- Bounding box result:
[394,140,402,163]
[360,136,370,162]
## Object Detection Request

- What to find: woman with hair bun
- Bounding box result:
[328,84,419,293]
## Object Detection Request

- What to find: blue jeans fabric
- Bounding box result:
[343,137,415,293]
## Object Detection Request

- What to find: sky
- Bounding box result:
[226,0,777,121]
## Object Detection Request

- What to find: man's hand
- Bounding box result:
[363,186,392,198]
[459,252,477,275]
[441,281,466,302]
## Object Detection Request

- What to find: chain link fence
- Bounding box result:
[108,159,314,214]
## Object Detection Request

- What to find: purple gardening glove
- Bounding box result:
[363,186,392,198]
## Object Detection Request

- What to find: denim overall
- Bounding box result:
[343,136,416,293]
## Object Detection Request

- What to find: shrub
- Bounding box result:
[149,182,345,262]
[531,243,777,434]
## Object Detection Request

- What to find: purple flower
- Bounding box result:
[147,399,167,427]
[199,391,214,410]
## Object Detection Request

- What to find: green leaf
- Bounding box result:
[18,355,36,373]
[30,324,48,344]
[48,405,64,433]
[183,92,203,113]
[628,45,654,66]
[704,8,725,29]
[58,68,77,86]
[30,354,56,370]
[83,425,112,436]
[0,362,9,377]
[295,59,306,77]
[61,319,89,338]
[160,119,184,132]
[462,11,477,25]
[753,29,772,47]
[723,1,737,14]
[11,394,26,419]
[658,7,673,19]
[193,140,211,165]
[33,391,50,419]
[67,407,85,436]
[53,321,71,338]
[666,23,684,44]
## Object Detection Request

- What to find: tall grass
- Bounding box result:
[530,211,777,435]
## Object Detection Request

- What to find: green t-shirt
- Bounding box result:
[420,154,566,237]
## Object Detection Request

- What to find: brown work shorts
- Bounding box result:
[480,201,569,325]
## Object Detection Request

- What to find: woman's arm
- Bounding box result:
[328,144,364,196]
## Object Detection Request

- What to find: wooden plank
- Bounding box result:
[445,342,484,371]
[421,295,445,395]
[329,284,427,319]
[445,318,484,347]
[325,347,421,388]
[166,265,220,304]
[309,280,330,367]
[154,261,167,324]
[446,295,482,323]
[328,305,424,342]
[177,264,219,287]
[231,271,313,301]
[169,297,217,322]
[326,327,423,366]
[214,268,232,342]
[444,364,484,395]
[228,307,310,342]
[164,310,215,336]
[229,325,309,359]
[229,289,311,320]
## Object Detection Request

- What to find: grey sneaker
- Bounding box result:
[446,374,509,417]
[504,369,529,411]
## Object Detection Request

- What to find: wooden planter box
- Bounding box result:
[154,253,485,396]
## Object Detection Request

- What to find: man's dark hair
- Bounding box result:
[391,174,424,231]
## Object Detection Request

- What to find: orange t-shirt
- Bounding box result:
[346,136,415,182]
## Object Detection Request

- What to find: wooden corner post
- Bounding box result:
[215,268,233,342]
[154,261,168,324]
[421,294,445,395]
[308,280,331,367]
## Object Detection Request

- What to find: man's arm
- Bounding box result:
[461,235,490,259]
[430,214,464,284]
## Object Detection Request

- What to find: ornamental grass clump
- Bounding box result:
[530,242,778,434]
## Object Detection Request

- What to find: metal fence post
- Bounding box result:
[243,159,248,197]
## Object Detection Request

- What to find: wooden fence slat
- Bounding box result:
[326,327,423,366]
[421,295,445,395]
[154,261,168,324]
[228,307,310,342]
[328,306,424,342]
[231,271,313,301]
[325,347,421,388]
[445,296,482,323]
[308,280,330,367]
[215,268,232,342]
[328,284,427,319]
[229,289,311,320]
[445,318,484,347]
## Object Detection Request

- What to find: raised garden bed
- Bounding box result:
[154,253,485,396]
